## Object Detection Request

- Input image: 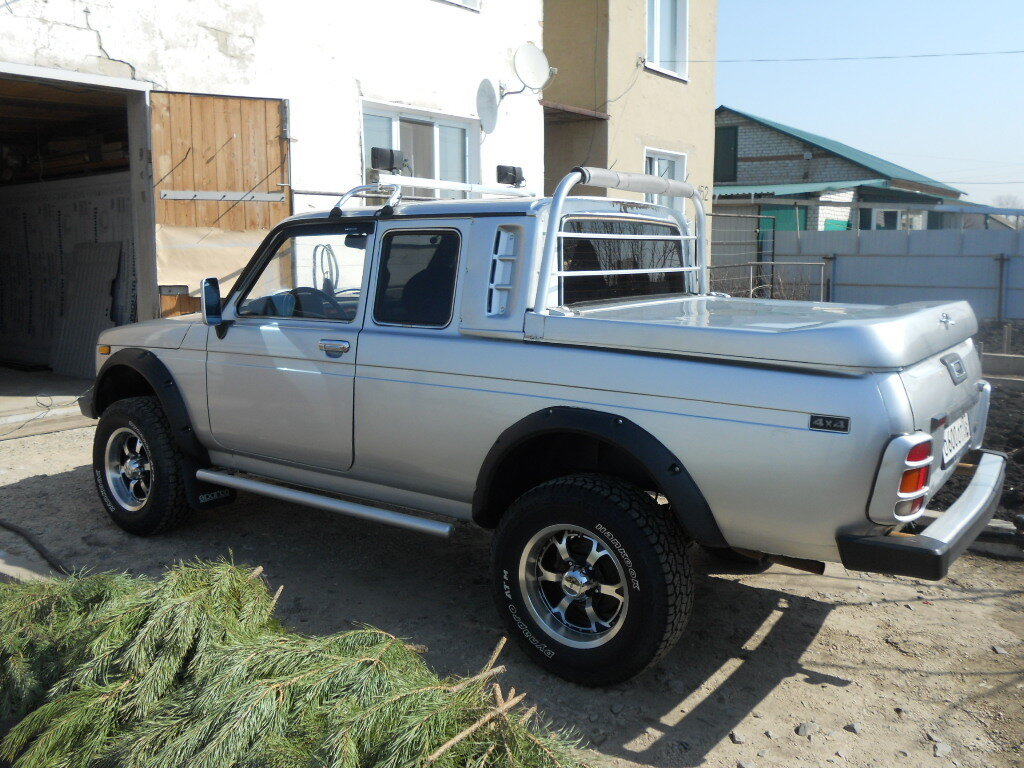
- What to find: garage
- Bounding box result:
[0,68,290,439]
[0,72,152,438]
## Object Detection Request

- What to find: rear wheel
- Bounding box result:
[93,396,190,536]
[491,474,692,686]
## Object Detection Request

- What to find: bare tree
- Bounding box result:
[992,194,1023,229]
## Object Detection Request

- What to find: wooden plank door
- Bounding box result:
[150,92,291,230]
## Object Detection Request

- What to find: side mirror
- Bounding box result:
[200,277,222,326]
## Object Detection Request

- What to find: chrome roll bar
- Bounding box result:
[533,166,709,314]
[329,183,401,217]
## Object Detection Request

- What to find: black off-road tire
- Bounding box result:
[491,473,692,686]
[92,396,190,536]
[701,545,772,573]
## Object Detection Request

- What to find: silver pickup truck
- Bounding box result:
[81,165,1006,685]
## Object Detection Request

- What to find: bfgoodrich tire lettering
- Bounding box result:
[491,473,693,685]
[92,396,190,536]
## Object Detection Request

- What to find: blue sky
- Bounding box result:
[714,0,1024,206]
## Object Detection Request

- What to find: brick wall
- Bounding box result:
[810,189,855,230]
[717,110,874,185]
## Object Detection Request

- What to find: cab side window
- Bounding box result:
[237,225,371,322]
[373,230,460,327]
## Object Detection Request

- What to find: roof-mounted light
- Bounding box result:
[370,147,408,173]
[497,165,525,187]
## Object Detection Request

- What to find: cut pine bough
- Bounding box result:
[0,559,588,768]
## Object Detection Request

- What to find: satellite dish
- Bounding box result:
[513,43,554,91]
[476,79,500,134]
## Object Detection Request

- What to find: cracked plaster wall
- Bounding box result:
[1,0,544,209]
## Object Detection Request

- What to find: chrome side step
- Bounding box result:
[195,469,453,538]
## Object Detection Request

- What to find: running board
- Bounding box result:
[195,469,453,538]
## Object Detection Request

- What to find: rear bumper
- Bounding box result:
[837,449,1006,581]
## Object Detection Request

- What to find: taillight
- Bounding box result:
[894,438,932,521]
[870,434,935,525]
[900,466,929,494]
[907,442,931,463]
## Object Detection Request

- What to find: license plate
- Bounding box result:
[942,413,971,467]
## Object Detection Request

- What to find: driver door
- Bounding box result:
[205,221,373,470]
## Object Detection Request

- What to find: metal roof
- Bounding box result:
[714,179,890,197]
[718,107,962,195]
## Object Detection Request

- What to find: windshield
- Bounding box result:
[559,217,692,307]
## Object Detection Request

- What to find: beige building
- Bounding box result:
[542,0,717,213]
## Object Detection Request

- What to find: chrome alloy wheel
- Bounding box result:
[104,427,153,512]
[518,524,629,649]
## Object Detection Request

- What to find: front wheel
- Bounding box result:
[93,396,190,536]
[491,474,692,686]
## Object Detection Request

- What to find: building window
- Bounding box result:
[646,0,689,79]
[714,126,738,182]
[362,107,473,198]
[859,208,927,230]
[644,149,687,211]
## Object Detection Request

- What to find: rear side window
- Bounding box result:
[373,230,460,327]
[560,217,690,306]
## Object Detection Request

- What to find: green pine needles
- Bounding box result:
[0,559,588,768]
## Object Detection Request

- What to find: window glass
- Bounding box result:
[363,114,392,180]
[374,230,460,327]
[644,150,687,211]
[646,0,688,76]
[237,225,371,321]
[439,125,468,199]
[560,218,690,306]
[659,0,678,67]
[400,118,435,197]
[362,109,472,198]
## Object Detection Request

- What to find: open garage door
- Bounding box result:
[0,76,136,382]
[150,93,291,315]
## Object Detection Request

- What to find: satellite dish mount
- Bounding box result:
[502,42,557,99]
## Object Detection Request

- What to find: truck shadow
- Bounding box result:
[5,468,843,766]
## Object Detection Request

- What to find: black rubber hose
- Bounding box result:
[0,518,67,575]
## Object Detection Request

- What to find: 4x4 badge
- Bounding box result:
[809,414,850,433]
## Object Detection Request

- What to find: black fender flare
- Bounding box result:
[87,347,209,465]
[85,348,235,511]
[472,406,727,547]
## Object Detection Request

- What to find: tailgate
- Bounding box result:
[899,337,988,494]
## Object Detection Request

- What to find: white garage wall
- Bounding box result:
[0,0,546,212]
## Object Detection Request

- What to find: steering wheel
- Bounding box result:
[289,286,351,320]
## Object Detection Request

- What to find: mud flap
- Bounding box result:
[181,456,237,511]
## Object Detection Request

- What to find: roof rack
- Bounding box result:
[533,166,709,313]
[329,172,537,217]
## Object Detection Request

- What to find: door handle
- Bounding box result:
[318,339,351,358]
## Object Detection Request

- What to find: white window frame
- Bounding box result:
[645,0,689,81]
[643,147,688,213]
[871,208,926,231]
[361,101,480,197]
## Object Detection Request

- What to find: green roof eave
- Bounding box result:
[713,179,889,197]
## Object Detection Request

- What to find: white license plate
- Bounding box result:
[942,413,971,467]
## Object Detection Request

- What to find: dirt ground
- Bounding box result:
[976,322,1024,357]
[0,427,1021,768]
